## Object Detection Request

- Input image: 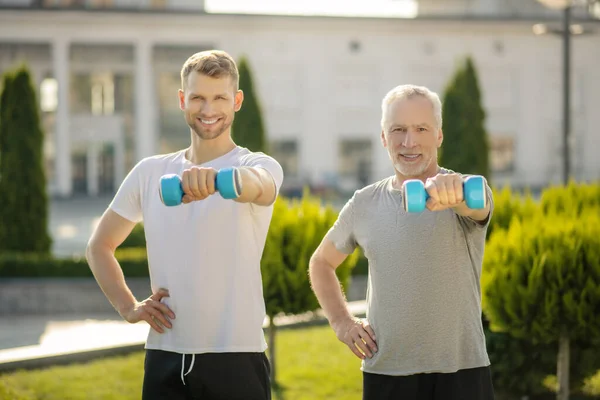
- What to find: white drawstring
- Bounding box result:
[180,354,195,385]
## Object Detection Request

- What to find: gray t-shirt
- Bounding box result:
[325,169,494,376]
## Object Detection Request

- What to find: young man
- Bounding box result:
[86,50,283,400]
[309,84,495,400]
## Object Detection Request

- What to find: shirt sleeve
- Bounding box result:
[108,159,145,223]
[240,152,284,206]
[324,191,359,254]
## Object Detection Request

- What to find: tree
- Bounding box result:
[261,192,360,383]
[482,210,600,400]
[440,56,490,181]
[0,64,52,254]
[232,56,268,153]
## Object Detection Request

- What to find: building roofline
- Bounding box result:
[1,5,599,24]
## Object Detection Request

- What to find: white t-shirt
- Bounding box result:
[108,146,284,354]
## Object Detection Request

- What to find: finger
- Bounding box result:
[436,180,449,205]
[189,168,204,199]
[150,289,170,301]
[146,304,172,329]
[426,197,438,211]
[363,323,377,342]
[182,194,193,204]
[181,170,191,199]
[425,178,439,203]
[346,342,366,360]
[155,302,176,320]
[445,179,457,204]
[453,178,464,204]
[359,328,378,353]
[206,169,217,195]
[352,332,373,358]
[197,168,210,198]
[143,313,165,333]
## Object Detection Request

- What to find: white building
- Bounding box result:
[0,0,599,198]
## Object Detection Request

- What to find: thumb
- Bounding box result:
[151,288,170,301]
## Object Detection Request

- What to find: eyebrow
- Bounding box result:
[188,92,229,98]
[390,123,433,129]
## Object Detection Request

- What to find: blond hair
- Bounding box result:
[180,50,239,91]
[381,84,442,130]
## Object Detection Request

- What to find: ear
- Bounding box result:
[436,128,443,148]
[234,90,244,112]
[380,130,387,148]
[178,89,185,111]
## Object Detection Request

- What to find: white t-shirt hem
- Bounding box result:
[144,343,268,354]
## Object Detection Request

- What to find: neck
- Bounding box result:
[185,129,237,165]
[392,162,441,190]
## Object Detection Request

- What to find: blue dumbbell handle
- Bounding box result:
[403,175,486,213]
[159,167,242,207]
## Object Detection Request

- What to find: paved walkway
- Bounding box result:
[0,301,367,372]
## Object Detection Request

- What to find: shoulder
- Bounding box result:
[237,147,280,166]
[134,150,185,170]
[348,177,393,207]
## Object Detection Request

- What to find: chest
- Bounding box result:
[354,194,465,264]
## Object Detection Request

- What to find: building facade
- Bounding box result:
[0,0,599,198]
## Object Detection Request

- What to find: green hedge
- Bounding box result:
[482,181,600,399]
[0,248,148,278]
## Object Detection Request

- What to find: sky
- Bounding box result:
[204,0,418,18]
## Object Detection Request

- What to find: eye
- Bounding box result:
[217,96,226,100]
[418,127,427,132]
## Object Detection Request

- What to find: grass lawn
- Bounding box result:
[0,324,363,400]
[2,324,600,400]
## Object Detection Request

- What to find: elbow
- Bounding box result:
[85,238,114,263]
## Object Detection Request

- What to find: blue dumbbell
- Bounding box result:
[402,175,486,213]
[159,167,242,207]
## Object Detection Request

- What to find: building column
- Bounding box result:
[135,41,156,162]
[86,139,99,196]
[53,39,72,197]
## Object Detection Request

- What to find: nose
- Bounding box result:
[402,130,417,148]
[200,100,216,116]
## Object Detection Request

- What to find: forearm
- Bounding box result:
[309,258,354,327]
[86,244,137,316]
[453,198,491,221]
[233,167,273,205]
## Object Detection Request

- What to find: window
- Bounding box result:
[40,78,57,112]
[269,140,298,178]
[339,139,372,187]
[489,135,515,173]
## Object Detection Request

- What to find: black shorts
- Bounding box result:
[142,349,271,400]
[363,366,495,400]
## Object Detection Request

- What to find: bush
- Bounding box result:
[261,192,360,382]
[0,64,52,254]
[0,248,148,278]
[482,209,600,398]
[440,56,490,180]
[487,185,540,240]
[231,56,268,153]
[539,180,600,217]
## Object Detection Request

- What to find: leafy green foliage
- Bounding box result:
[231,56,268,153]
[440,56,490,180]
[0,64,52,254]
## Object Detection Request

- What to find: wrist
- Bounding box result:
[116,298,136,317]
[330,314,355,331]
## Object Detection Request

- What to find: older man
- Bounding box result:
[309,84,495,400]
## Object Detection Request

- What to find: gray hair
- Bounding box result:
[380,84,442,130]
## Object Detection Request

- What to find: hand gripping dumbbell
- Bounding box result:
[159,167,242,207]
[402,175,487,213]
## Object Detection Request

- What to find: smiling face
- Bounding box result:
[178,72,242,141]
[380,94,443,178]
